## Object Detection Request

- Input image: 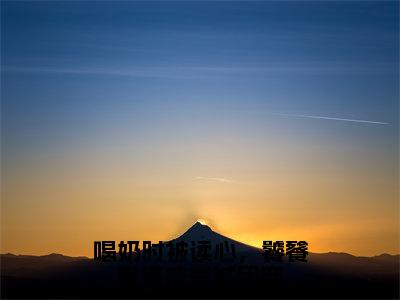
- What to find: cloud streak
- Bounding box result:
[1,66,176,79]
[274,113,389,125]
[195,177,234,184]
[3,61,392,80]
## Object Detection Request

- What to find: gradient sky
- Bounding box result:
[1,1,399,257]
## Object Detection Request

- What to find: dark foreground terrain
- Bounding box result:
[1,223,399,299]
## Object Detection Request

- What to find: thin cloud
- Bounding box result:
[195,177,234,184]
[1,66,176,79]
[3,61,392,79]
[274,113,390,125]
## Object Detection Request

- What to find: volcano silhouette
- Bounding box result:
[171,221,262,254]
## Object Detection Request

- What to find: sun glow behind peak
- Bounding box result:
[197,219,208,226]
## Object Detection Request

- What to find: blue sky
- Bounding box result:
[1,1,399,256]
[2,2,398,144]
[2,1,398,172]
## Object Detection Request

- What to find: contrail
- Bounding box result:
[274,113,389,125]
[195,177,234,183]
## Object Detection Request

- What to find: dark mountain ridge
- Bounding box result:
[1,222,399,298]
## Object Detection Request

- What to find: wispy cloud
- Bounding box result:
[195,177,235,184]
[3,61,392,79]
[1,66,177,79]
[179,61,394,74]
[274,113,390,125]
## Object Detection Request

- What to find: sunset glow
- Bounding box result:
[1,1,398,259]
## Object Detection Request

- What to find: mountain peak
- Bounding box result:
[172,221,261,254]
[190,221,212,232]
[174,221,215,241]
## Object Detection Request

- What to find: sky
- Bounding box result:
[1,1,399,257]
